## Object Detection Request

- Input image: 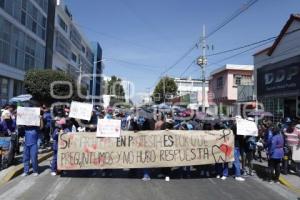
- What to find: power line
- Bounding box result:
[206,0,259,39]
[180,60,196,78]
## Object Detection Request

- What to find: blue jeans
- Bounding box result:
[23,144,38,173]
[223,147,241,177]
[143,169,150,178]
[51,149,57,172]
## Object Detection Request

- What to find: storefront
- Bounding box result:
[257,55,300,121]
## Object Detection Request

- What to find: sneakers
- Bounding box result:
[32,173,39,177]
[142,176,151,181]
[235,177,245,182]
[21,173,28,177]
[51,172,57,176]
[220,176,227,180]
[165,176,170,182]
[216,175,220,179]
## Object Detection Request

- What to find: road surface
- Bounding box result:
[0,157,297,200]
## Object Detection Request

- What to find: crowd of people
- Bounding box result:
[1,103,300,184]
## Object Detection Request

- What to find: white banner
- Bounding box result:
[69,101,93,121]
[96,119,121,138]
[16,107,40,126]
[236,118,258,136]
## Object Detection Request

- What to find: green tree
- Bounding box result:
[152,76,177,104]
[106,76,125,103]
[24,69,86,104]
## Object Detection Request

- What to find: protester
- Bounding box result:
[21,112,44,176]
[267,126,284,183]
[42,105,52,148]
[221,119,245,181]
[51,118,70,176]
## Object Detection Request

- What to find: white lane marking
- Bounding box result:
[208,178,217,185]
[44,178,71,200]
[0,172,47,200]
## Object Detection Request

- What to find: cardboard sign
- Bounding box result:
[236,118,258,136]
[16,107,40,126]
[96,119,121,138]
[69,101,93,121]
[58,130,234,170]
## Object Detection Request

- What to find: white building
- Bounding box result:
[52,1,93,88]
[174,77,209,110]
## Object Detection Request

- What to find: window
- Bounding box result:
[81,45,86,53]
[234,75,242,86]
[58,15,68,32]
[0,0,5,8]
[32,21,37,33]
[216,76,223,89]
[71,52,77,63]
[70,25,82,50]
[21,11,26,25]
[55,31,70,59]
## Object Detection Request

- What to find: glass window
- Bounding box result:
[71,52,77,63]
[0,0,4,8]
[32,21,37,33]
[216,76,223,89]
[21,11,26,25]
[235,75,241,86]
[22,0,27,10]
[58,15,68,32]
[4,0,12,15]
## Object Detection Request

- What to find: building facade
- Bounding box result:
[254,14,300,122]
[209,64,254,116]
[174,77,209,110]
[90,42,103,103]
[0,0,49,105]
[51,2,94,88]
[0,0,100,105]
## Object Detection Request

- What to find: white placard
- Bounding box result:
[292,146,300,162]
[69,101,93,121]
[96,119,121,138]
[16,107,40,126]
[236,118,258,136]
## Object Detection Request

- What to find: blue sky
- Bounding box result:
[64,0,300,103]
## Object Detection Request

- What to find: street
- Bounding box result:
[0,158,297,200]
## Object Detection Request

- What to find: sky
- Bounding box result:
[63,0,300,103]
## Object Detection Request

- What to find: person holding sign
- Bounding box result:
[51,118,70,176]
[20,107,43,177]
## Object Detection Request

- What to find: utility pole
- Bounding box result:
[197,25,208,113]
[163,76,166,104]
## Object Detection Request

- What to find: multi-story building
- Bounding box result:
[50,1,94,88]
[254,14,300,122]
[174,77,209,111]
[209,64,254,116]
[0,0,101,105]
[0,0,50,104]
[90,42,103,103]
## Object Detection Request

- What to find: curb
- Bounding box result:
[0,152,53,187]
[279,176,300,195]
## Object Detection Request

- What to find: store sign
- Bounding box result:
[257,59,300,96]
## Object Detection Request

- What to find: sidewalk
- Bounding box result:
[253,159,300,196]
[0,147,53,187]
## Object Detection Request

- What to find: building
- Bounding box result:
[0,0,50,105]
[254,14,300,122]
[121,80,134,103]
[90,42,103,103]
[0,0,99,105]
[50,1,94,88]
[209,64,254,116]
[174,77,209,111]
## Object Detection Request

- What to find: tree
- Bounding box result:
[152,76,177,104]
[24,69,86,104]
[105,76,125,104]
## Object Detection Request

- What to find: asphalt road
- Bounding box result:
[0,158,298,200]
